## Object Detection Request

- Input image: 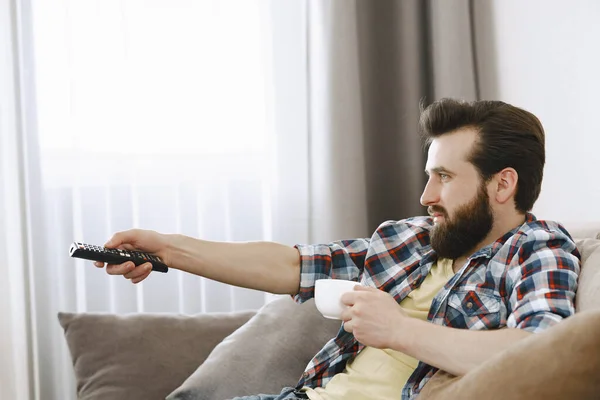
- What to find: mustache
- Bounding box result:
[428,206,447,217]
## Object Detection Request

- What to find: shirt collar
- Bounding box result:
[486,212,536,257]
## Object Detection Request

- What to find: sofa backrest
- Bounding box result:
[563,222,600,241]
[573,238,600,312]
[564,222,600,312]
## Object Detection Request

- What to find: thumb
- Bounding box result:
[104,230,138,249]
[354,285,380,292]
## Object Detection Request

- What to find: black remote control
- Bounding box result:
[69,242,169,273]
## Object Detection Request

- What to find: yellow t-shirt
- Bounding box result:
[304,258,455,400]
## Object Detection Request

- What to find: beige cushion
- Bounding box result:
[574,238,600,312]
[419,309,600,400]
[167,297,341,400]
[58,311,254,400]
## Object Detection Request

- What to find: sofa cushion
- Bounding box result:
[167,297,341,400]
[58,311,254,400]
[418,309,600,400]
[574,238,600,312]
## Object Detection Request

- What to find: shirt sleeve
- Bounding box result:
[293,238,370,303]
[505,228,581,333]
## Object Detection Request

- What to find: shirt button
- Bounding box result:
[466,302,473,309]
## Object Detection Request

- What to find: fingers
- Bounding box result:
[131,269,152,284]
[123,263,152,280]
[342,285,381,305]
[106,261,136,275]
[353,285,379,292]
[341,307,353,322]
[106,261,152,284]
[343,319,354,333]
[98,260,152,285]
[341,292,356,306]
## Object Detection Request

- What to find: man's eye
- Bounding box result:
[439,174,449,180]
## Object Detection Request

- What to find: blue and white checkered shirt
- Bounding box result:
[293,213,580,399]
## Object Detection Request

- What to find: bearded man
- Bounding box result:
[97,99,581,400]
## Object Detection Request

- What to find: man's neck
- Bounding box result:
[452,212,527,273]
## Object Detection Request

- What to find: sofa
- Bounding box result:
[59,223,600,400]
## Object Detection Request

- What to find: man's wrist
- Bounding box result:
[393,316,427,354]
[163,233,189,270]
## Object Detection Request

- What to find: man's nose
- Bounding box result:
[420,180,439,206]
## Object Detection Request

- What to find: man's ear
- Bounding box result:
[493,168,519,204]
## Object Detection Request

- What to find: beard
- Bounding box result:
[429,182,494,260]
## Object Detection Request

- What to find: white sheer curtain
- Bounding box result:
[34,0,277,315]
[1,1,35,398]
[2,0,309,399]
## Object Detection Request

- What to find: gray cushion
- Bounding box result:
[167,297,341,400]
[58,311,254,400]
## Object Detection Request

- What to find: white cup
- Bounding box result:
[314,279,359,320]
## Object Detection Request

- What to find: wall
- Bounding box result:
[475,0,600,224]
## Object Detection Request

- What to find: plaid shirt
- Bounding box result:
[293,213,580,399]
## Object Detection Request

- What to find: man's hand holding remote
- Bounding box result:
[94,229,174,284]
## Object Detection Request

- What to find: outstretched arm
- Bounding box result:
[96,229,301,295]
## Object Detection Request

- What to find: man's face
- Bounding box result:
[421,128,494,259]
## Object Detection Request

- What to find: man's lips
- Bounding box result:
[428,207,446,222]
[430,211,446,223]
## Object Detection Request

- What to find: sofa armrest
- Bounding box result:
[419,310,600,399]
[58,310,255,400]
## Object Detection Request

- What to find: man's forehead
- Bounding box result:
[425,128,478,171]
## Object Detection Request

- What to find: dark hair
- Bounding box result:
[419,98,545,213]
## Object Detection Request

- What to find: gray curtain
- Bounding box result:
[306,0,480,242]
